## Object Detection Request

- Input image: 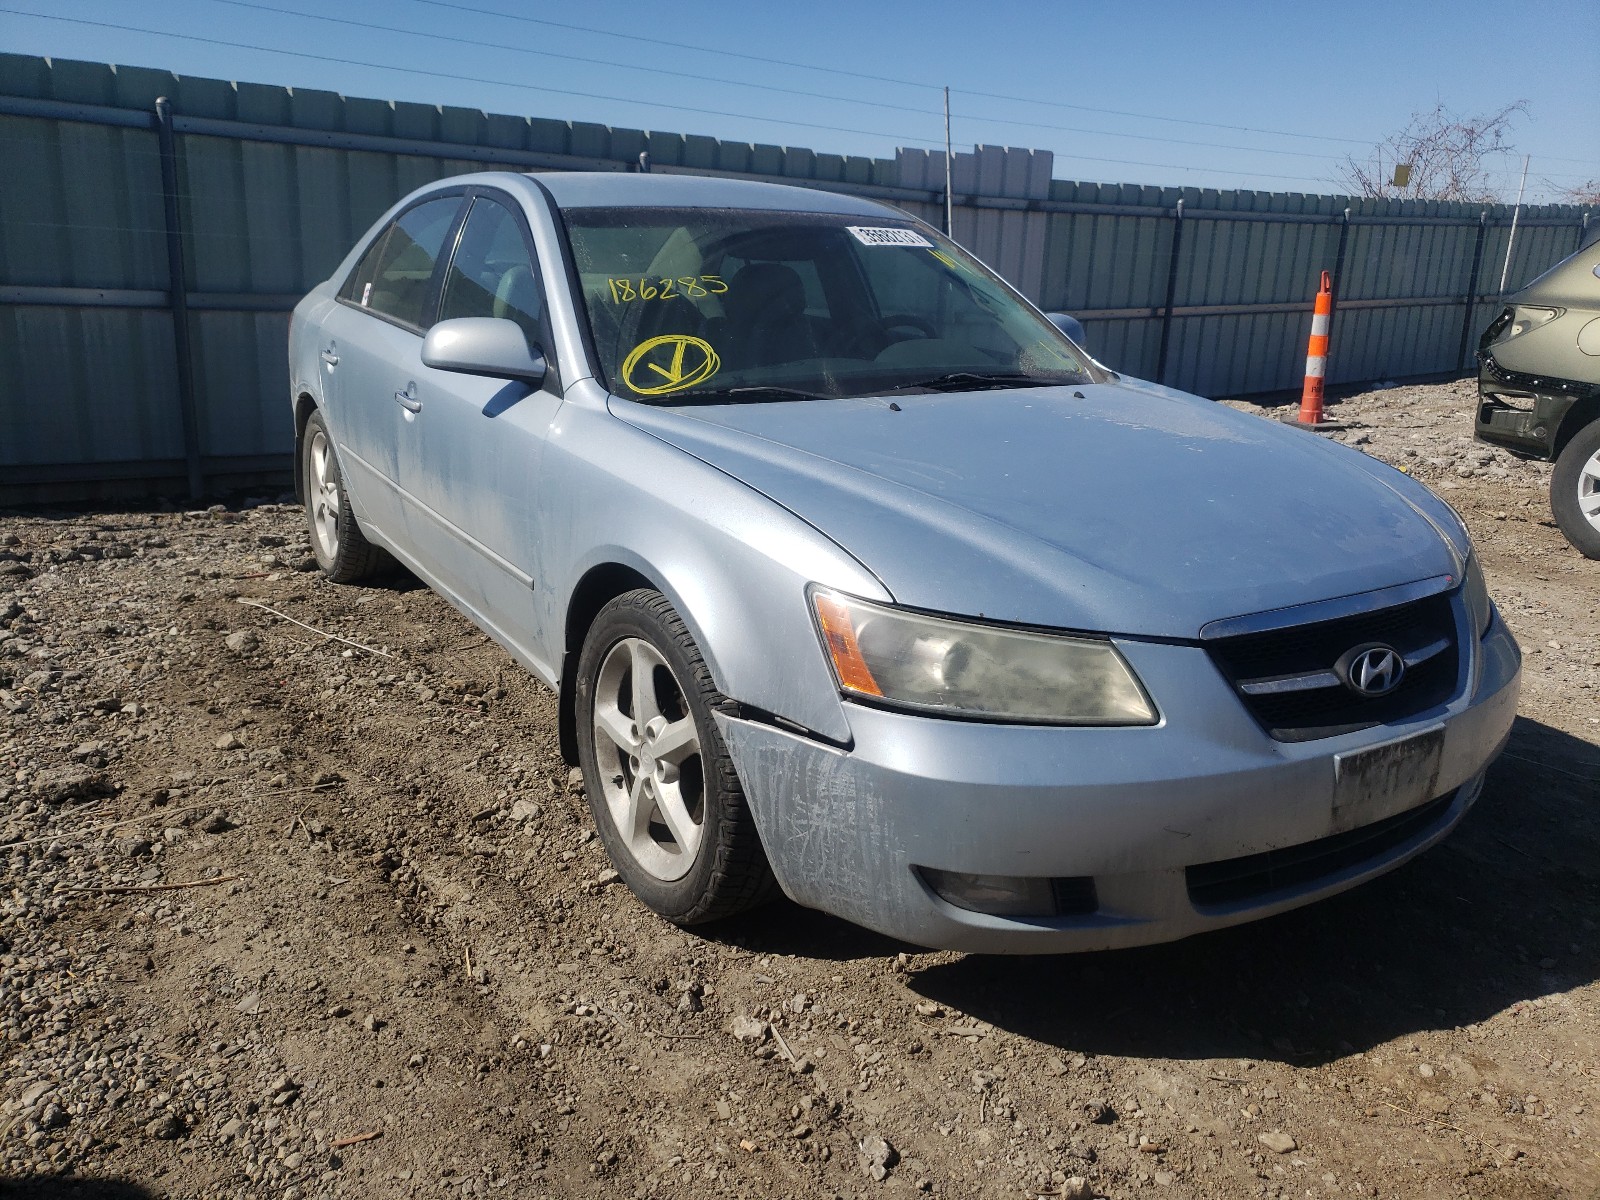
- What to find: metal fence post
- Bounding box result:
[1315,207,1352,387]
[1456,211,1490,372]
[1328,208,1351,319]
[1581,211,1592,252]
[154,96,204,501]
[1154,198,1183,385]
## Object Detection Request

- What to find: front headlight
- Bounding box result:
[1463,553,1494,639]
[811,589,1157,724]
[1504,305,1563,340]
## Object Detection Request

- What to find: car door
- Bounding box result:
[316,193,466,542]
[392,191,565,675]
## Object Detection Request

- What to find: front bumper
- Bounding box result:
[719,611,1521,954]
[1475,353,1594,458]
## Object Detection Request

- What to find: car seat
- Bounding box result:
[722,263,821,370]
[493,265,543,345]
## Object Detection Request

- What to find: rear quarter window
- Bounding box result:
[338,196,462,329]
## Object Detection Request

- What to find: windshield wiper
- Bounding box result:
[660,385,830,404]
[882,371,1064,393]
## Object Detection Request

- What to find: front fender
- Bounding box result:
[542,383,886,745]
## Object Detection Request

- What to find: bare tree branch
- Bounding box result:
[1550,178,1600,206]
[1338,102,1528,203]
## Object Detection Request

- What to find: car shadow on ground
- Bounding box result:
[728,715,1598,1067]
[0,1178,156,1199]
[722,907,913,963]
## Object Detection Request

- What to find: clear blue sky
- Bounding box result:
[2,0,1596,203]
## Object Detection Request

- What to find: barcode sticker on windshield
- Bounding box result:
[847,226,933,248]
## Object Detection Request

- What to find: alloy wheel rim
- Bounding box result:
[308,429,341,560]
[591,637,705,881]
[1579,447,1600,533]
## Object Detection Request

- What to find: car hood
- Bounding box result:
[613,379,1464,638]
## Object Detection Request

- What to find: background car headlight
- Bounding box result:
[1463,553,1494,638]
[811,589,1157,724]
[1504,305,1563,340]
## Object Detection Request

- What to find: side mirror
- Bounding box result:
[1046,312,1087,346]
[422,317,547,385]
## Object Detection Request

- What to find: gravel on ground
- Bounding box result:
[2,378,1596,1200]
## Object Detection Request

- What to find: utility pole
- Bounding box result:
[1498,154,1530,295]
[943,85,954,237]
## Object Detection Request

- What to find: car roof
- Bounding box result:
[529,171,903,218]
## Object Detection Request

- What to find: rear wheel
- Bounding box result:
[301,409,389,582]
[1550,420,1600,560]
[575,589,777,924]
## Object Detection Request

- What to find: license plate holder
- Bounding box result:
[1331,725,1446,835]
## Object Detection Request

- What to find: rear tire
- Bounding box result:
[301,409,389,582]
[1550,420,1600,560]
[575,589,778,925]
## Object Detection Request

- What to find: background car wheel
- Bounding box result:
[1550,420,1600,560]
[576,589,778,925]
[301,409,390,582]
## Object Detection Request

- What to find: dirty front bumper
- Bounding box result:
[718,615,1520,954]
[1476,353,1594,458]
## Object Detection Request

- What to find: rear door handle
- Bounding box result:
[320,350,339,366]
[395,388,422,413]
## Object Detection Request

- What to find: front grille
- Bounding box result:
[1186,790,1456,908]
[1206,592,1460,742]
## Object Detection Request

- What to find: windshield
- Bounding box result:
[562,207,1093,402]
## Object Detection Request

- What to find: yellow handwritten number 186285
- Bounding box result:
[607,275,729,303]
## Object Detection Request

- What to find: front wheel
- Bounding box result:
[575,589,777,924]
[1550,420,1600,560]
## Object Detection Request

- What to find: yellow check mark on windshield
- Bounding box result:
[620,334,721,396]
[646,338,689,384]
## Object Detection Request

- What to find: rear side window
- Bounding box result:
[339,196,462,329]
[438,197,545,346]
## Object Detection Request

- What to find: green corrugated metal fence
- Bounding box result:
[1,54,1593,500]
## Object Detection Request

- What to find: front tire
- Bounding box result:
[301,409,389,582]
[575,589,777,924]
[1550,420,1600,560]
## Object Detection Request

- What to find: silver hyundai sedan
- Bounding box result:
[288,171,1521,953]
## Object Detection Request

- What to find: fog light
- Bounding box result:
[919,869,1094,917]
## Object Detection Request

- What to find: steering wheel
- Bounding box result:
[839,313,938,358]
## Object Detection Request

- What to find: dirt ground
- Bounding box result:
[2,378,1597,1200]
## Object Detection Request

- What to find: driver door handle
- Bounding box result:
[395,388,422,413]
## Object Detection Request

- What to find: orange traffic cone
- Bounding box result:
[1288,270,1343,429]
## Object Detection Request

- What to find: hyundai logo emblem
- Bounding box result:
[1336,642,1405,698]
